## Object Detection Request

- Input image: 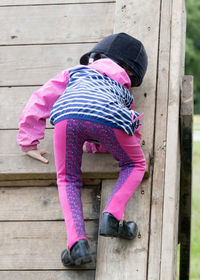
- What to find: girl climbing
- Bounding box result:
[17,33,148,267]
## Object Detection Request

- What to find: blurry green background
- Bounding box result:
[185,0,200,114]
[184,1,200,278]
[191,115,200,280]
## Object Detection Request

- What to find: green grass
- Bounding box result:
[194,114,200,125]
[177,115,200,279]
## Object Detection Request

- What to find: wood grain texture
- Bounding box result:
[0,178,101,187]
[147,0,172,279]
[0,220,98,270]
[0,3,114,45]
[160,0,184,279]
[0,185,100,220]
[181,76,193,116]
[0,86,52,129]
[95,179,150,280]
[94,1,162,279]
[0,271,95,280]
[0,0,113,6]
[0,44,93,86]
[181,0,186,78]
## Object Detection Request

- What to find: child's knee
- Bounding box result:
[141,155,146,172]
[134,154,146,173]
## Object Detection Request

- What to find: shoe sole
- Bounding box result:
[62,254,92,267]
[99,230,118,238]
[100,225,138,240]
[100,232,135,240]
[74,255,92,266]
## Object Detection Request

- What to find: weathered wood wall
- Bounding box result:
[0,1,114,279]
[0,0,186,279]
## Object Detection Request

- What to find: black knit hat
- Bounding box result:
[80,33,148,87]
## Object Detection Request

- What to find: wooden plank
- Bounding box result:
[0,128,119,176]
[179,76,193,280]
[0,0,113,6]
[180,76,193,116]
[94,0,161,279]
[160,0,184,279]
[0,220,97,270]
[96,180,150,280]
[0,178,101,187]
[0,154,119,180]
[0,179,58,187]
[0,154,149,181]
[180,0,186,77]
[147,0,172,279]
[0,86,53,129]
[0,129,150,181]
[0,3,114,45]
[0,185,100,220]
[0,44,94,86]
[0,271,95,280]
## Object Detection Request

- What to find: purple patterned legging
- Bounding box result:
[53,119,146,249]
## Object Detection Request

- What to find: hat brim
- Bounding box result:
[80,52,91,65]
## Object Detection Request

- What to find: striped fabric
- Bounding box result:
[50,66,140,135]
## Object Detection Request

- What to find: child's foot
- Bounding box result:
[99,212,138,240]
[61,239,92,266]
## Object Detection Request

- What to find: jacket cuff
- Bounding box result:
[84,142,108,153]
[21,145,37,152]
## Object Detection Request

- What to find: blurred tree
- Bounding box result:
[185,0,200,114]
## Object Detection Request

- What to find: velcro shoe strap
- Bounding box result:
[118,219,124,235]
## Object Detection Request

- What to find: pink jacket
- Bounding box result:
[17,59,133,152]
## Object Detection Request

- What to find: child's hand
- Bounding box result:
[26,149,49,164]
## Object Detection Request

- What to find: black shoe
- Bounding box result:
[61,239,92,267]
[99,212,138,240]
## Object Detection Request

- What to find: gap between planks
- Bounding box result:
[0,1,116,8]
[0,41,99,47]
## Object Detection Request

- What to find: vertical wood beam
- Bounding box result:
[95,179,150,280]
[95,0,161,279]
[147,0,172,279]
[160,1,185,279]
[179,75,193,280]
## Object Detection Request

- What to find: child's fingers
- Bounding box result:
[82,143,87,152]
[38,154,49,164]
[26,150,49,164]
[39,149,49,155]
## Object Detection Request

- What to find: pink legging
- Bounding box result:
[53,119,146,249]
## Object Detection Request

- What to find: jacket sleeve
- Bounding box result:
[17,69,70,152]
